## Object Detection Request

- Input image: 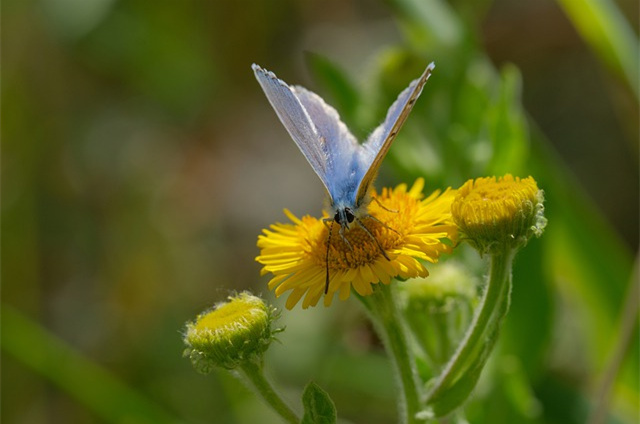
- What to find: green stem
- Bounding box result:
[426,248,515,406]
[240,360,300,424]
[434,311,451,366]
[418,321,440,370]
[360,284,423,424]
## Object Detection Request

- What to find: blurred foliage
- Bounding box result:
[2,0,638,423]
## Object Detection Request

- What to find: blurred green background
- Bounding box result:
[3,0,638,423]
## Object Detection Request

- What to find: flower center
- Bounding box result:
[195,296,267,333]
[453,176,538,227]
[311,215,402,271]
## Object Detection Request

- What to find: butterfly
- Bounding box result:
[253,62,435,293]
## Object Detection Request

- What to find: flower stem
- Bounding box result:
[239,360,300,424]
[426,247,515,411]
[433,312,452,367]
[360,284,423,424]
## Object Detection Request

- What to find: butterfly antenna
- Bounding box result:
[372,197,399,213]
[324,220,334,294]
[353,217,391,261]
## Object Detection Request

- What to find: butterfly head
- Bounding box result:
[334,207,356,231]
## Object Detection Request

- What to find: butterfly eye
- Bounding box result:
[333,209,356,226]
[345,209,355,224]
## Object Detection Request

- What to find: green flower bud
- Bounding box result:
[400,262,478,368]
[183,292,280,373]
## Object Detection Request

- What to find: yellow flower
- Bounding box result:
[256,179,458,309]
[451,174,546,252]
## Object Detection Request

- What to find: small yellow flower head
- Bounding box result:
[183,292,280,373]
[451,175,546,253]
[256,179,458,309]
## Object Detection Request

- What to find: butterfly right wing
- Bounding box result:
[355,63,435,206]
[252,64,333,198]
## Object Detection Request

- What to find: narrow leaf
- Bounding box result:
[301,381,337,424]
[556,0,639,99]
[1,304,179,424]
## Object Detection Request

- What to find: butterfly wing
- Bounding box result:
[354,63,435,206]
[252,64,332,196]
[290,85,360,206]
[252,64,359,205]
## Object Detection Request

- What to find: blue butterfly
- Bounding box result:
[253,62,434,292]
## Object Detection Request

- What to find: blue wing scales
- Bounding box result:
[252,64,333,198]
[253,64,360,206]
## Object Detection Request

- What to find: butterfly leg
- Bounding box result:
[338,225,354,252]
[353,217,391,261]
[324,220,334,294]
[367,213,401,236]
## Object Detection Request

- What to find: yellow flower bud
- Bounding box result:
[451,175,546,253]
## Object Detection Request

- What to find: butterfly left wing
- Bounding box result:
[354,63,435,206]
[290,85,361,205]
[252,64,334,198]
[253,64,362,206]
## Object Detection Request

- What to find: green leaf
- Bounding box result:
[464,355,543,424]
[486,65,529,175]
[529,129,634,366]
[301,381,337,424]
[386,0,463,50]
[556,0,639,99]
[503,238,553,379]
[426,251,514,417]
[1,304,179,424]
[427,338,493,417]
